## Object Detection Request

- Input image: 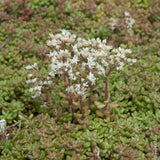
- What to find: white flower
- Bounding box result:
[109,18,119,30]
[0,119,6,132]
[6,133,10,140]
[125,17,135,29]
[80,48,90,58]
[71,56,79,64]
[132,59,137,63]
[77,90,86,96]
[25,65,32,70]
[31,78,37,83]
[102,39,107,44]
[124,11,130,17]
[106,45,113,50]
[26,79,31,84]
[25,63,37,70]
[29,85,42,92]
[34,86,42,91]
[127,58,132,62]
[87,72,96,85]
[68,68,77,80]
[29,88,34,92]
[56,61,64,70]
[116,65,123,70]
[66,83,87,96]
[60,29,71,36]
[96,64,105,75]
[83,82,88,88]
[26,78,37,84]
[75,84,80,91]
[47,51,56,57]
[49,71,55,77]
[27,74,33,78]
[55,44,60,49]
[75,84,86,96]
[125,49,132,54]
[32,91,41,99]
[47,80,52,85]
[40,80,51,85]
[66,86,75,94]
[72,44,79,54]
[119,62,124,67]
[63,60,70,71]
[87,56,96,69]
[59,49,70,58]
[49,33,54,38]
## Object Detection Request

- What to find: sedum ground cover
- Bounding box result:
[0,0,160,159]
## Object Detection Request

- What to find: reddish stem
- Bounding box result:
[63,70,75,121]
[105,73,108,101]
[79,77,84,117]
[89,81,92,106]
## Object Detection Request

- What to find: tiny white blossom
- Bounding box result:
[32,91,41,99]
[0,119,6,132]
[29,85,42,92]
[83,82,88,88]
[27,74,33,78]
[71,56,79,64]
[87,72,96,85]
[29,88,34,92]
[60,29,71,36]
[31,78,37,83]
[124,11,130,17]
[68,68,77,80]
[125,49,132,54]
[34,86,42,91]
[6,133,10,140]
[132,59,137,63]
[75,84,86,96]
[87,56,96,69]
[26,78,37,84]
[56,61,64,70]
[26,79,32,84]
[72,44,79,54]
[25,63,37,70]
[47,51,56,57]
[66,86,75,94]
[97,64,105,75]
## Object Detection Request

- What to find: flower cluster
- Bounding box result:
[47,30,136,115]
[26,29,137,119]
[124,11,135,30]
[25,63,52,99]
[109,11,135,32]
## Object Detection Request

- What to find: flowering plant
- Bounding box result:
[26,30,137,121]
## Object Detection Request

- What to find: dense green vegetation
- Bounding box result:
[0,0,159,159]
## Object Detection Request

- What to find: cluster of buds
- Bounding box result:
[26,29,137,120]
[124,11,135,30]
[25,63,52,99]
[109,11,135,32]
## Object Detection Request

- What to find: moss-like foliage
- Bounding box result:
[0,113,159,159]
